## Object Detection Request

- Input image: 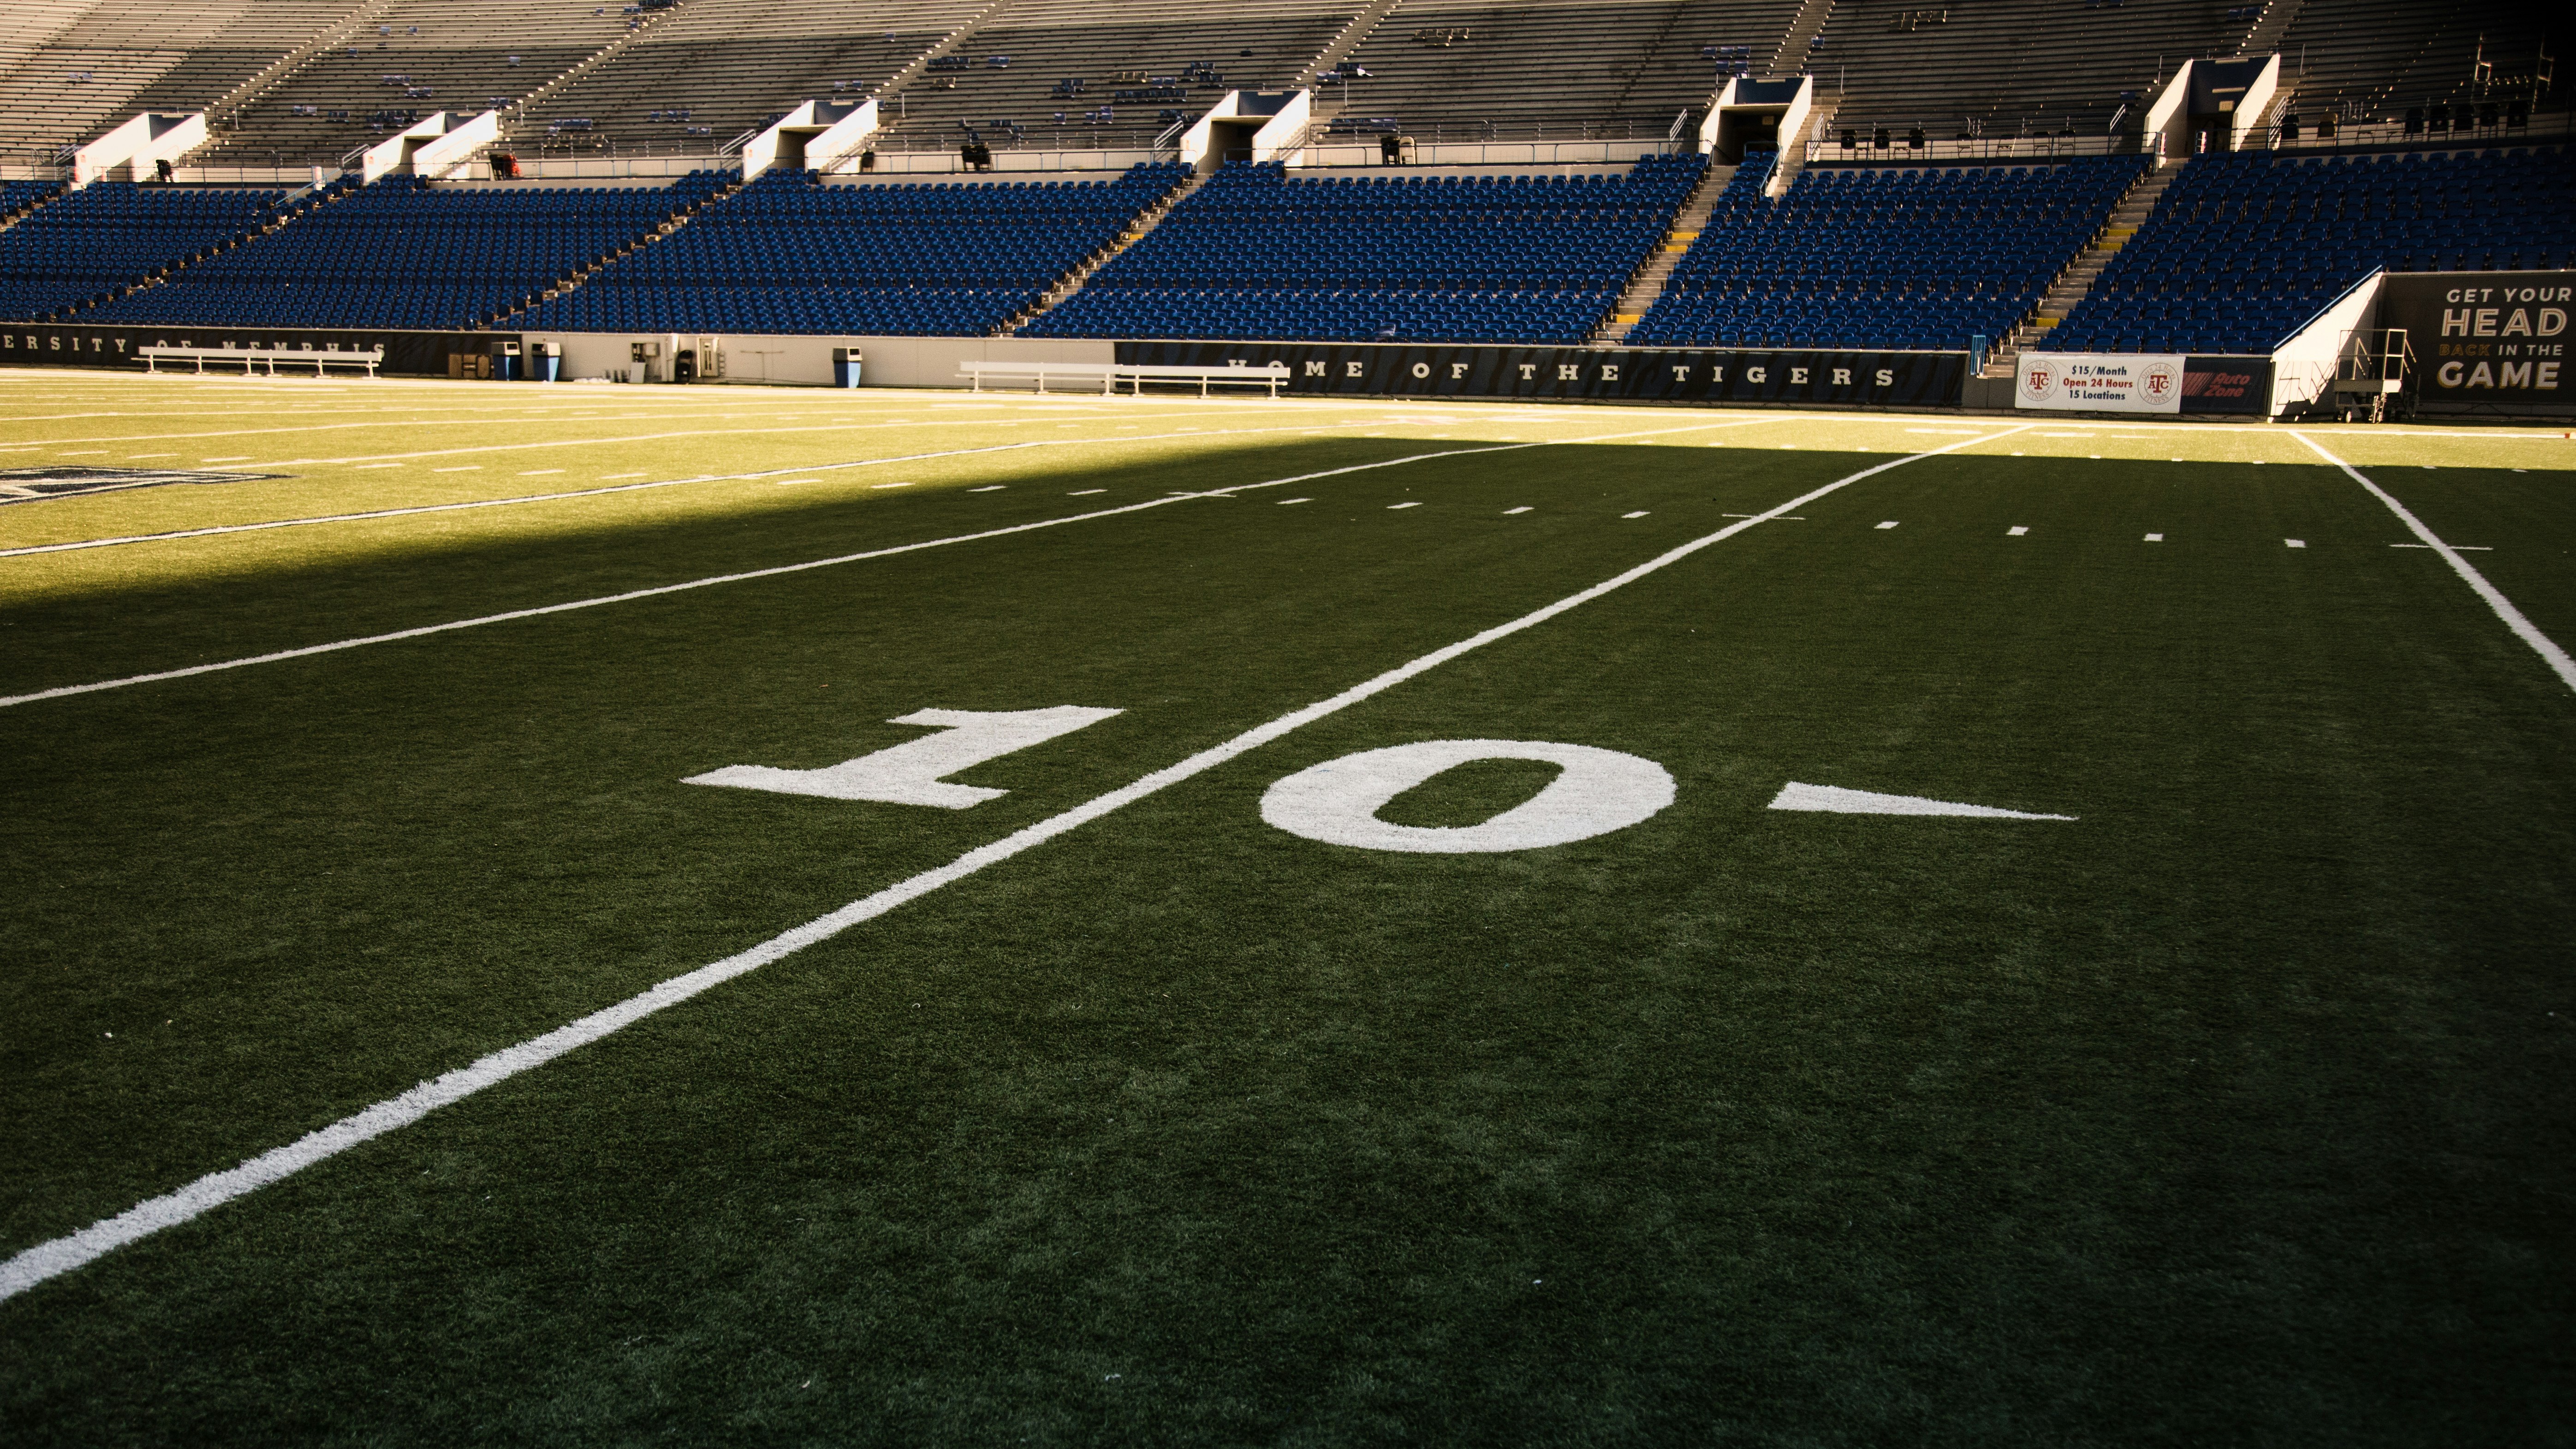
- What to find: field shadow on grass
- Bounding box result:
[1,436,2571,1445]
[0,437,1844,700]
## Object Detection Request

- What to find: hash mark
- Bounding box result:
[1875,521,1898,529]
[2007,526,2028,536]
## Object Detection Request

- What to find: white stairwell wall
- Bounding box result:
[71,110,205,184]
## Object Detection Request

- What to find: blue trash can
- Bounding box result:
[831,345,863,387]
[536,341,560,381]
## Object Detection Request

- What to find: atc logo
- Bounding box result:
[2142,360,2179,400]
[2019,361,2056,403]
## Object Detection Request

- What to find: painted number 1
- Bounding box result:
[686,707,1124,808]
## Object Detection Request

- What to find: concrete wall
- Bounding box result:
[2270,270,2383,416]
[518,330,1116,387]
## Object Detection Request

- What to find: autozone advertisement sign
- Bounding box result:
[2376,270,2574,415]
[2014,352,2184,412]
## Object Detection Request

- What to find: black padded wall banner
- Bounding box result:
[2179,357,2273,415]
[2375,270,2576,415]
[0,325,517,376]
[1115,342,1967,405]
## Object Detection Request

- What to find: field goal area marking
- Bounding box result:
[2290,431,2576,696]
[0,421,2032,1304]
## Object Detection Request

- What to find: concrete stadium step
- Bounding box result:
[1003,166,1208,336]
[1767,0,1836,77]
[1295,0,1404,88]
[491,0,699,148]
[1985,159,2173,376]
[485,171,747,330]
[2241,0,2308,56]
[1592,158,1731,345]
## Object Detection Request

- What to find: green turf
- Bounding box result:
[1,374,2571,1445]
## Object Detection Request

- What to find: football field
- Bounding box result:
[1,372,2570,1445]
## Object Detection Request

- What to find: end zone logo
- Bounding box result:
[2143,360,2178,400]
[2019,362,2056,402]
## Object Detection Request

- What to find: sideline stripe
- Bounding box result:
[2290,430,2576,695]
[0,416,1773,709]
[0,420,2029,1304]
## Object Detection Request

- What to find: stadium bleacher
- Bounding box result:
[1628,151,2145,351]
[1809,0,2244,142]
[1026,154,1706,344]
[196,0,635,162]
[0,0,2565,372]
[85,171,734,331]
[2270,0,2556,135]
[0,179,282,321]
[0,0,367,165]
[2040,145,2576,356]
[1324,0,1803,142]
[514,0,976,161]
[516,162,1189,336]
[873,0,1352,153]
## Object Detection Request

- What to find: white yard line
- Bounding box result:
[0,423,1334,559]
[2291,430,2576,695]
[0,417,1777,709]
[0,421,2031,1304]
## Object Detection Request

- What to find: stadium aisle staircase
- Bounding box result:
[0,180,289,322]
[1008,166,1211,333]
[1023,154,1707,345]
[84,171,733,330]
[1986,157,2172,374]
[2039,144,2576,356]
[1594,156,1735,344]
[518,161,1190,336]
[1626,150,2146,352]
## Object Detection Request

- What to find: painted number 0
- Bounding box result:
[1261,740,1675,854]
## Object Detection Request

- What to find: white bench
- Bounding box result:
[959,361,1290,397]
[140,344,385,378]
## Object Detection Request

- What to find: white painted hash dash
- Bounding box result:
[2007,526,2029,536]
[1875,521,1899,529]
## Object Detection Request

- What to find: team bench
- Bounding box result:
[139,344,386,377]
[958,361,1290,397]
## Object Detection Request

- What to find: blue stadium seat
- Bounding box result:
[518,162,1188,337]
[87,171,730,331]
[2039,145,2576,356]
[1626,151,2147,353]
[1024,154,1707,345]
[0,181,285,322]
